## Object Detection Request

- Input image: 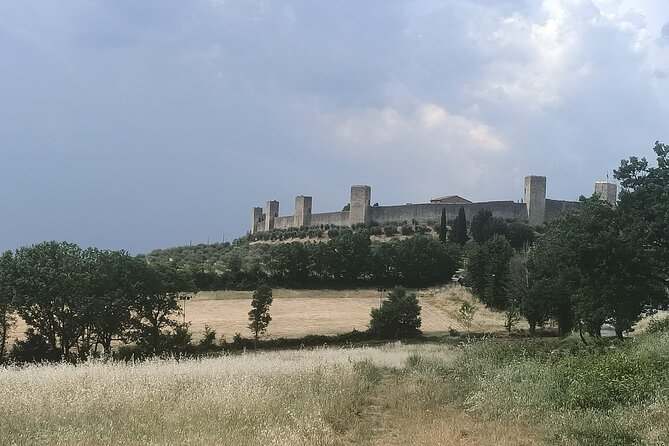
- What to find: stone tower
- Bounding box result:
[349,185,371,225]
[594,181,617,206]
[264,200,279,231]
[251,207,263,234]
[524,175,546,226]
[294,195,313,227]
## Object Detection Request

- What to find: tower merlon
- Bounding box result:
[349,185,372,225]
[524,175,546,226]
[594,181,617,206]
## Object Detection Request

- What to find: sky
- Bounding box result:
[1,0,668,254]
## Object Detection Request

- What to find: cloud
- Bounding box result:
[0,0,668,251]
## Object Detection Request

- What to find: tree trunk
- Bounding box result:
[0,319,7,361]
[615,327,624,341]
[579,324,589,345]
[529,321,536,336]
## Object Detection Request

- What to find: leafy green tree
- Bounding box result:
[83,249,145,356]
[266,242,310,286]
[615,141,669,291]
[391,236,460,287]
[13,242,87,359]
[506,222,535,251]
[128,261,192,354]
[370,287,421,339]
[471,209,508,244]
[248,285,273,349]
[449,206,469,246]
[466,235,514,310]
[528,198,664,339]
[324,231,371,283]
[439,208,448,243]
[0,251,16,362]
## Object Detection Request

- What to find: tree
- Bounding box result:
[248,285,273,349]
[0,251,16,362]
[528,197,664,340]
[13,242,88,359]
[370,287,421,339]
[129,261,192,354]
[615,141,669,291]
[471,209,508,244]
[506,222,535,251]
[466,235,514,310]
[391,236,461,288]
[456,301,477,333]
[439,208,448,243]
[449,206,469,246]
[83,249,144,356]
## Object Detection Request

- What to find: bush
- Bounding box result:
[198,325,217,350]
[369,226,383,236]
[400,225,414,235]
[553,353,660,410]
[383,225,398,237]
[415,225,431,234]
[370,287,422,339]
[327,229,339,238]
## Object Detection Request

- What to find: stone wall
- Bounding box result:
[310,211,350,227]
[251,175,592,233]
[273,216,294,230]
[368,201,527,224]
[544,199,582,222]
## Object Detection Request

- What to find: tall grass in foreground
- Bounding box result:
[450,333,669,445]
[0,344,448,446]
[2,332,668,445]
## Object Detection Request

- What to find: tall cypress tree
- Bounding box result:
[449,206,469,246]
[439,208,448,243]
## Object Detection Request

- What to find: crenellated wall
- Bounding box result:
[249,175,606,234]
[368,201,526,224]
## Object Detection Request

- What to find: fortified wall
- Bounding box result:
[251,176,617,233]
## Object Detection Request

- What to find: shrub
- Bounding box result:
[369,226,383,236]
[383,225,398,237]
[400,225,414,236]
[369,287,422,339]
[415,225,430,234]
[198,325,217,350]
[553,354,660,409]
[327,229,339,238]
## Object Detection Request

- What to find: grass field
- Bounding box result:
[4,331,668,445]
[184,285,519,340]
[6,285,517,345]
[0,342,536,446]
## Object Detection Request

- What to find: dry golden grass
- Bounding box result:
[634,311,669,332]
[0,342,539,446]
[184,286,512,340]
[364,408,539,446]
[6,286,513,346]
[417,285,528,333]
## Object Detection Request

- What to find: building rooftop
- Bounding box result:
[429,195,472,205]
